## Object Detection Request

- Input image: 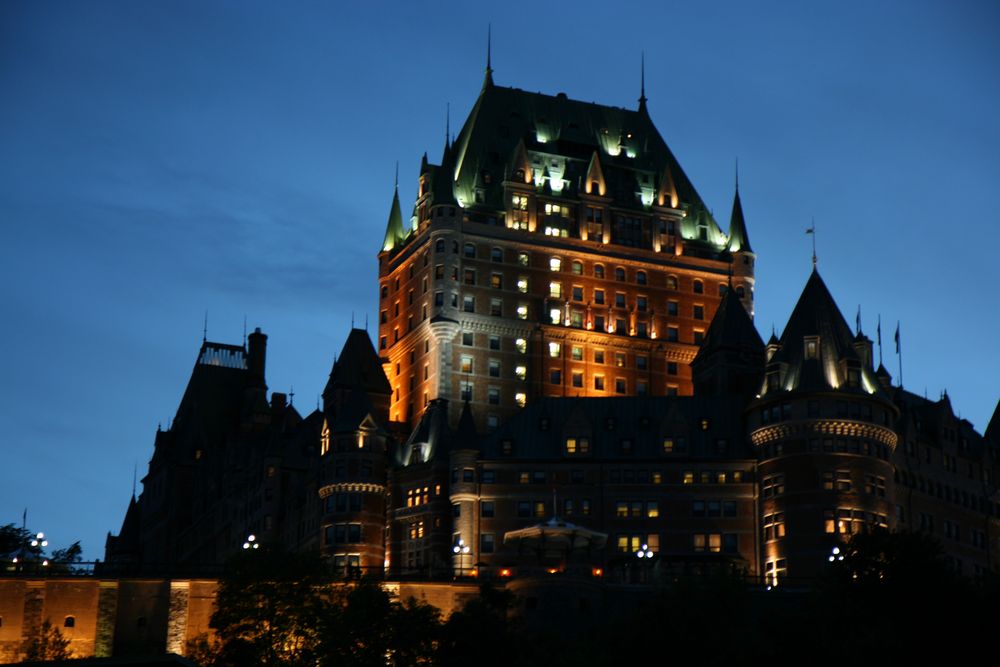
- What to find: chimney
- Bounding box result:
[247,327,267,385]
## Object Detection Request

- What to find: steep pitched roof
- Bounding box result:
[446,82,719,226]
[693,286,764,365]
[396,399,454,466]
[324,329,392,399]
[767,270,887,397]
[381,186,407,252]
[726,188,752,253]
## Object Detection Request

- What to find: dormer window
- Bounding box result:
[805,336,820,360]
[847,368,860,388]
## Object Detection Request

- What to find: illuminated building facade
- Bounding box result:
[107,68,1000,590]
[376,63,755,435]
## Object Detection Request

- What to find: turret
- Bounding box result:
[748,270,899,586]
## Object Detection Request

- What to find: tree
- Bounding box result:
[21,619,72,661]
[202,548,440,667]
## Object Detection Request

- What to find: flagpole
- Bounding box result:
[876,315,883,368]
[895,322,903,388]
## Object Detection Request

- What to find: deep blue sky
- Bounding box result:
[1,1,997,560]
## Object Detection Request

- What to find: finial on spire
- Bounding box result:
[289,385,294,406]
[482,25,494,89]
[364,313,369,331]
[639,51,647,110]
[243,315,247,346]
[445,103,451,150]
[203,311,208,343]
[735,157,739,192]
[132,463,137,498]
[351,311,355,328]
[394,161,399,190]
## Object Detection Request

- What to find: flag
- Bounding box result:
[894,322,901,354]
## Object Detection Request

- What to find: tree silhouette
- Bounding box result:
[21,619,72,661]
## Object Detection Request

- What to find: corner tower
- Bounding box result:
[748,270,898,585]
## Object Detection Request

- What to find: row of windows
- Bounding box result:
[563,436,730,456]
[759,439,893,461]
[897,469,994,513]
[324,523,362,545]
[324,493,362,513]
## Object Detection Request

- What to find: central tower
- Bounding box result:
[378,64,755,433]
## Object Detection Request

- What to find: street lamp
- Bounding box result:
[635,544,654,559]
[452,539,471,575]
[827,545,844,563]
[242,534,259,550]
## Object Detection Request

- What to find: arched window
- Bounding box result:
[666,275,678,290]
[693,280,704,294]
[614,267,626,281]
[594,264,605,279]
[64,616,75,628]
[636,270,647,285]
[571,260,583,275]
[463,243,476,258]
[452,240,459,254]
[435,238,445,253]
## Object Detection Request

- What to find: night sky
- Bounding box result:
[2,1,997,560]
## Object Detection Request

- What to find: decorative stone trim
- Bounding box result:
[318,482,386,498]
[165,581,189,656]
[751,420,897,448]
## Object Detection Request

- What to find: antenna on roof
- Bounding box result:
[243,315,247,346]
[639,51,647,110]
[364,313,369,331]
[806,219,817,268]
[203,311,208,343]
[289,386,294,406]
[351,311,355,328]
[394,161,399,190]
[316,394,320,411]
[445,103,450,150]
[735,157,739,192]
[132,463,137,498]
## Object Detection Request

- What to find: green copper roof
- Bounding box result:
[445,82,722,229]
[726,188,752,253]
[381,186,406,252]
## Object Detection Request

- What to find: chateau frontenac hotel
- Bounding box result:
[3,63,997,660]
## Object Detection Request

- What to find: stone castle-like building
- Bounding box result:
[104,63,1000,590]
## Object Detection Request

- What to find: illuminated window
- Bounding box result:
[548,342,561,357]
[460,356,473,373]
[662,438,675,454]
[515,338,527,354]
[549,281,562,298]
[763,513,786,541]
[517,252,529,266]
[515,392,526,407]
[571,260,583,275]
[550,308,561,324]
[320,423,331,455]
[510,195,529,230]
[683,471,694,484]
[517,277,528,293]
[515,365,527,380]
[490,273,503,289]
[805,336,819,360]
[666,275,678,290]
[762,474,785,498]
[550,257,562,272]
[534,501,546,518]
[647,501,659,518]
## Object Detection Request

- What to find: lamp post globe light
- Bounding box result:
[453,538,470,575]
[242,534,259,550]
[635,544,654,559]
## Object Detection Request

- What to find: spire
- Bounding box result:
[443,102,451,158]
[202,311,208,343]
[381,171,406,252]
[638,52,648,111]
[726,182,752,253]
[483,25,494,89]
[806,219,817,268]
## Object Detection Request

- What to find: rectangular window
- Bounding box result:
[489,359,500,377]
[480,533,495,554]
[481,502,495,518]
[594,289,605,305]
